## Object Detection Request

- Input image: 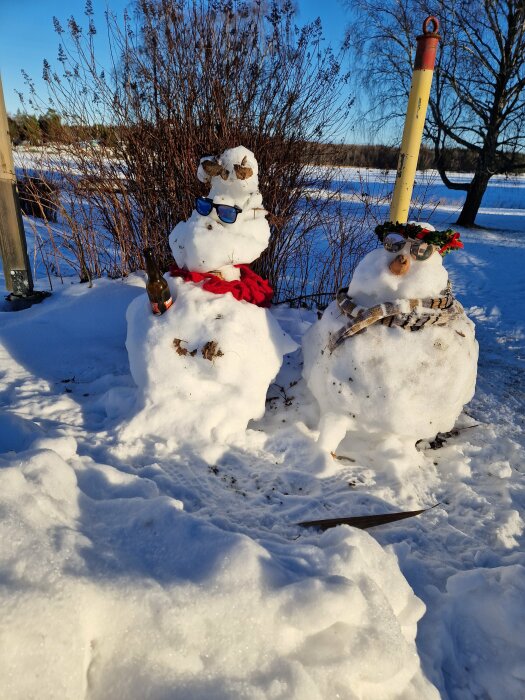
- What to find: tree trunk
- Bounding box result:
[456,170,491,227]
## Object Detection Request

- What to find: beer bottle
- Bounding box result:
[143,247,173,315]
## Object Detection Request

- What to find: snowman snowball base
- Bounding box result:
[125,276,296,445]
[303,225,478,470]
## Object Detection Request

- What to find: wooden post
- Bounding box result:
[389,17,440,224]
[0,74,34,296]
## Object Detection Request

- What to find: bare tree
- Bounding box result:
[349,0,525,226]
[17,0,375,303]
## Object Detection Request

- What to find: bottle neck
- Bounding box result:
[143,248,162,281]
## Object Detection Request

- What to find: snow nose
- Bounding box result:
[389,254,411,276]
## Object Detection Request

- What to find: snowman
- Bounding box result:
[123,146,297,448]
[302,222,478,471]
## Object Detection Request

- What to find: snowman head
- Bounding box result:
[376,221,463,278]
[168,146,270,274]
[193,146,267,239]
[383,223,438,276]
[197,146,260,203]
[348,221,464,305]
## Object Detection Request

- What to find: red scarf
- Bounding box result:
[169,264,274,307]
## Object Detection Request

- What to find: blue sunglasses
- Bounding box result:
[195,196,242,224]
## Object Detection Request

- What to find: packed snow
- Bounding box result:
[1,167,524,700]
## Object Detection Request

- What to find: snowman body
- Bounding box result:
[124,146,296,445]
[303,236,478,455]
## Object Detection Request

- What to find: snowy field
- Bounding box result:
[1,170,524,699]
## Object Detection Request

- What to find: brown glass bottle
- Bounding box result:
[143,247,173,315]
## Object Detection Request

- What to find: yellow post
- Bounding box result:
[389,17,440,224]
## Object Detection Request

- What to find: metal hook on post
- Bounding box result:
[389,16,440,225]
[422,16,440,36]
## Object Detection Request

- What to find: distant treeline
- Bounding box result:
[9,112,524,174]
[8,111,117,147]
[308,143,525,173]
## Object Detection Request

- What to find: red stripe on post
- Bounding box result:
[414,16,440,71]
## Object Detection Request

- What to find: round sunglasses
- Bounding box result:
[383,233,436,261]
[195,196,242,224]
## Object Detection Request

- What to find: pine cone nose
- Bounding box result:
[389,254,411,276]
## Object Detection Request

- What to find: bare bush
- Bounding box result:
[20,0,375,302]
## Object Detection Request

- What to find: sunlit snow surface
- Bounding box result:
[0,168,524,699]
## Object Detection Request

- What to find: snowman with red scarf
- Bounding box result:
[302,222,478,475]
[124,146,296,449]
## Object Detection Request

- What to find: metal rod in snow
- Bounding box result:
[389,17,440,224]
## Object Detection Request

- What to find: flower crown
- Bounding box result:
[375,222,464,255]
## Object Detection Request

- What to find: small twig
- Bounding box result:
[274,292,334,307]
[269,383,294,406]
[332,452,356,463]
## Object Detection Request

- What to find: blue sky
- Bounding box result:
[0,0,350,113]
[1,0,381,142]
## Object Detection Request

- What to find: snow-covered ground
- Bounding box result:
[1,173,524,699]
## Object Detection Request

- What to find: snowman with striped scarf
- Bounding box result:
[302,222,478,473]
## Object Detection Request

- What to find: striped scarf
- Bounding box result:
[329,282,464,352]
